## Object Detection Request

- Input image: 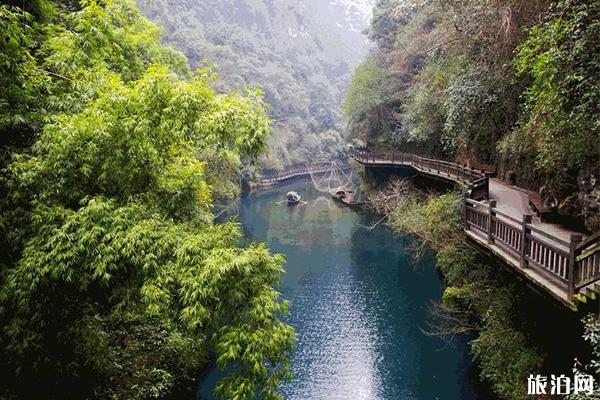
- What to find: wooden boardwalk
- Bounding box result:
[350,149,600,309]
[258,162,353,187]
[257,163,333,187]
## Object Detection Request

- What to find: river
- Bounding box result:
[197,177,482,400]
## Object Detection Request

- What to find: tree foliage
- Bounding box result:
[386,191,544,400]
[0,1,295,399]
[443,63,516,163]
[568,315,600,400]
[0,4,44,152]
[344,59,391,142]
[353,1,600,397]
[501,0,600,199]
[402,59,453,152]
[137,0,375,170]
[345,0,599,221]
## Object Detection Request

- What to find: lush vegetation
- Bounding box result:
[345,0,600,230]
[138,0,375,171]
[569,316,600,399]
[378,187,582,400]
[352,1,600,397]
[0,1,295,399]
[386,191,541,399]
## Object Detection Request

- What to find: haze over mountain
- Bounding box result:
[138,0,375,169]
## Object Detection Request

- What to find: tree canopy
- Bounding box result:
[136,0,376,170]
[0,1,295,399]
[344,0,599,228]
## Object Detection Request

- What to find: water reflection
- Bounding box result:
[287,259,381,400]
[198,177,480,400]
[254,194,350,250]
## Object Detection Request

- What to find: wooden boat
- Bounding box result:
[286,191,301,205]
[331,190,364,208]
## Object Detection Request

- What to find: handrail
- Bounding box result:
[349,148,487,199]
[573,232,600,290]
[577,230,600,250]
[351,147,600,303]
[493,208,523,226]
[259,162,352,185]
[527,224,570,248]
[465,198,484,206]
[261,163,324,178]
[464,197,598,299]
[525,232,570,257]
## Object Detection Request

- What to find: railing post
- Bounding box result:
[487,200,497,244]
[568,234,583,299]
[520,214,532,268]
[464,195,470,231]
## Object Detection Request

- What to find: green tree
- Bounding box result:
[568,315,600,400]
[0,1,294,399]
[386,191,543,400]
[0,5,44,153]
[343,59,393,143]
[443,64,516,163]
[403,58,454,155]
[501,0,600,199]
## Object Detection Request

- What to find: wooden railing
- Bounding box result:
[574,232,600,291]
[349,148,489,200]
[465,199,600,299]
[259,162,340,185]
[350,147,600,302]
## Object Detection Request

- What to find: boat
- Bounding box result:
[331,190,364,208]
[286,191,302,205]
[332,190,351,203]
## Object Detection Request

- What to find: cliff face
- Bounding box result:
[138,0,375,168]
[579,170,600,232]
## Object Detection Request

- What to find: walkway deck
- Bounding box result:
[257,163,333,187]
[350,149,600,309]
[488,179,576,243]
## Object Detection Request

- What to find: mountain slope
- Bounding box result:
[138,0,374,169]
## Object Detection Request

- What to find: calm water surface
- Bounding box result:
[198,177,480,400]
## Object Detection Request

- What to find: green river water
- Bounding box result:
[198,176,484,400]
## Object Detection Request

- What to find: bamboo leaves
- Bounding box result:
[0,1,293,398]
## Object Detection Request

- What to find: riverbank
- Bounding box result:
[364,176,588,400]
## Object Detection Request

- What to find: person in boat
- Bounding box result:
[334,190,347,199]
[286,191,301,205]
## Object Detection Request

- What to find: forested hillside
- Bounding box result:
[0,1,294,398]
[346,0,600,231]
[138,0,375,170]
